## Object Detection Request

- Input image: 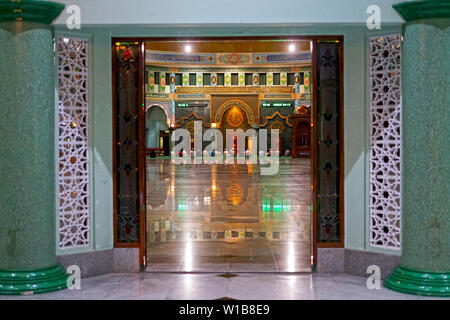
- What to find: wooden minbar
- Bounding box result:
[290,105,312,158]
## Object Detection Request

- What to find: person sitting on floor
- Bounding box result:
[284,149,291,157]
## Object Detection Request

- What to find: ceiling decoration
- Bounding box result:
[145,40,310,53]
[146,51,216,65]
[217,53,251,65]
[146,50,311,66]
[253,52,311,64]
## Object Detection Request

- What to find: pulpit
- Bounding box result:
[290,105,312,158]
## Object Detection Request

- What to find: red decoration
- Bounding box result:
[123,50,132,61]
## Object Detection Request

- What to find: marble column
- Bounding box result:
[0,1,66,295]
[384,0,450,296]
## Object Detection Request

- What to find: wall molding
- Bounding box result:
[317,248,400,279]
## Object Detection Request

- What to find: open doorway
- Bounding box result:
[112,37,344,273]
[145,105,170,157]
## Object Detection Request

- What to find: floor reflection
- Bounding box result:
[146,158,311,272]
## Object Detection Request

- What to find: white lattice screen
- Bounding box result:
[57,37,90,249]
[369,35,402,250]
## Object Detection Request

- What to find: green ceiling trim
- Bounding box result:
[393,0,450,22]
[0,0,64,24]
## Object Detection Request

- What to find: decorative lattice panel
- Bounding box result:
[369,35,402,249]
[57,37,90,249]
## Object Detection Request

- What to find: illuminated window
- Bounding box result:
[273,73,280,85]
[203,73,211,86]
[189,73,196,86]
[245,73,252,85]
[259,73,266,85]
[217,73,224,85]
[175,73,183,86]
[231,73,238,86]
[287,73,295,85]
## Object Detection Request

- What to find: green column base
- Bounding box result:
[0,264,68,295]
[384,266,450,297]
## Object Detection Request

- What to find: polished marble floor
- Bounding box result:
[146,158,312,272]
[1,273,443,300]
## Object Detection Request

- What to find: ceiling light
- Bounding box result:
[289,44,295,52]
[185,45,192,53]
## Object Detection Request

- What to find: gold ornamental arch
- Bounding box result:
[215,100,256,124]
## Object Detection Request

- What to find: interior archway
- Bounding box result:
[146,105,169,150]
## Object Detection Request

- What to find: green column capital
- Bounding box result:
[393,0,450,22]
[0,0,64,24]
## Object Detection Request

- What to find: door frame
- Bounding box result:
[111,40,147,269]
[311,38,345,260]
[112,35,345,271]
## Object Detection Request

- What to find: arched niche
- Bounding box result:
[146,105,169,149]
